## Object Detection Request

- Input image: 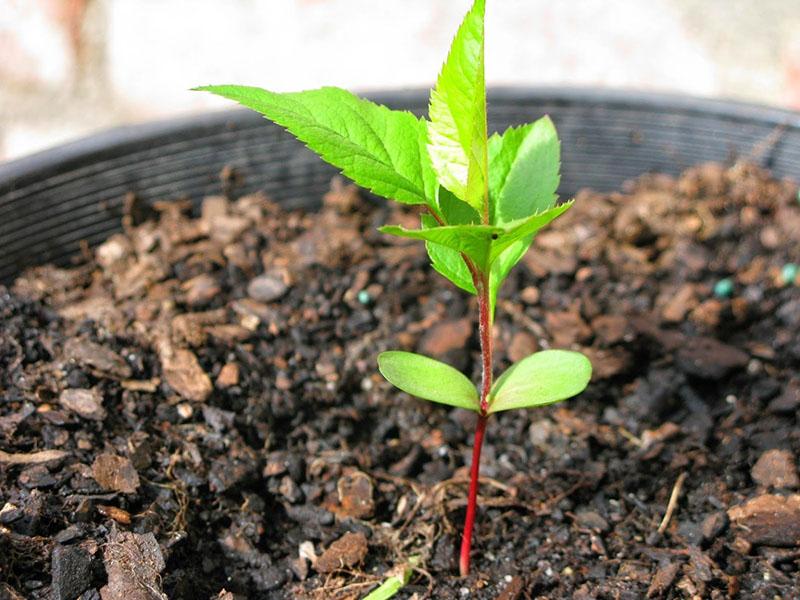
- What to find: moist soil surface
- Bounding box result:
[1,163,799,600]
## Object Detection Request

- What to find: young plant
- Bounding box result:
[196,0,591,578]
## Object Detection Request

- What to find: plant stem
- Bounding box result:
[477,277,493,415]
[459,273,493,577]
[459,413,487,577]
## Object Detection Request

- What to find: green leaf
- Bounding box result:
[487,124,530,217]
[489,350,592,414]
[427,0,488,215]
[380,222,499,272]
[381,201,572,274]
[418,121,440,207]
[488,117,560,225]
[422,214,476,294]
[424,186,480,294]
[485,114,564,308]
[194,85,434,207]
[378,351,479,412]
[488,201,573,264]
[495,116,560,223]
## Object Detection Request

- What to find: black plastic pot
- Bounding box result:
[1,88,799,284]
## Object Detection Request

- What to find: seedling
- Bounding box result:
[363,556,419,600]
[196,0,591,578]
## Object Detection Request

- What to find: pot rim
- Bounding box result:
[2,86,799,193]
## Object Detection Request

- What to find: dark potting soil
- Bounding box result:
[1,162,799,599]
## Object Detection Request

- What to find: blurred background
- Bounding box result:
[1,0,799,162]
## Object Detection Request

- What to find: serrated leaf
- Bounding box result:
[489,350,592,414]
[488,201,573,264]
[380,222,498,272]
[484,118,563,308]
[195,85,434,207]
[495,116,560,223]
[422,214,476,294]
[427,0,488,215]
[382,201,572,274]
[378,351,479,411]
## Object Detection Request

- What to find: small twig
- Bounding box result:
[413,564,436,599]
[395,491,427,539]
[537,478,596,516]
[0,448,69,465]
[617,426,642,447]
[141,474,189,532]
[313,568,387,599]
[445,496,536,512]
[657,472,687,535]
[392,475,512,538]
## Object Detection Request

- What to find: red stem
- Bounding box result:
[459,273,493,577]
[430,197,494,576]
[459,413,487,577]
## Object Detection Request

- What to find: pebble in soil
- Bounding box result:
[0,164,798,598]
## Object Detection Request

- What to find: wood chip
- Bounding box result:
[121,378,160,392]
[583,347,632,380]
[216,363,240,388]
[419,318,472,357]
[159,345,213,402]
[751,449,799,489]
[661,284,698,323]
[92,454,140,494]
[181,273,221,307]
[59,388,106,421]
[727,494,800,547]
[206,324,252,344]
[314,532,368,574]
[97,504,132,525]
[100,527,167,600]
[675,337,749,380]
[507,331,539,362]
[247,272,289,302]
[647,561,681,598]
[591,314,631,346]
[545,310,592,347]
[336,470,375,519]
[64,338,132,379]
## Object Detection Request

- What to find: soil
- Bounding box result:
[1,162,799,600]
